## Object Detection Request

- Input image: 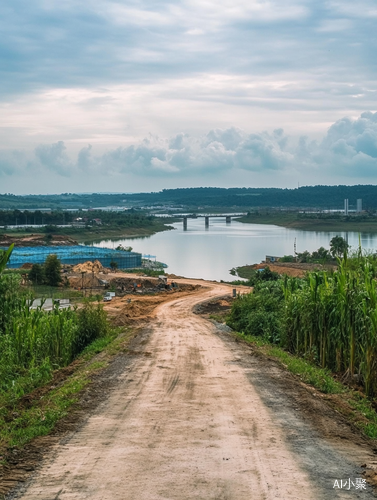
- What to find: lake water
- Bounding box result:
[91,219,377,281]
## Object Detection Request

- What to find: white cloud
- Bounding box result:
[35,141,73,176]
[2,113,377,193]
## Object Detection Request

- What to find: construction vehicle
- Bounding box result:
[103,291,116,302]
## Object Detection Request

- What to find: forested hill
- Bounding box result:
[1,185,377,210]
[131,186,377,209]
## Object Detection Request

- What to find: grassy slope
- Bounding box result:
[0,325,136,455]
[238,213,377,233]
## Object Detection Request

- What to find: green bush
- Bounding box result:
[227,281,284,343]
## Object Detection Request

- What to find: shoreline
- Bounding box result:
[0,222,175,246]
[237,214,377,233]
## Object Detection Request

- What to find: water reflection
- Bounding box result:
[89,219,377,282]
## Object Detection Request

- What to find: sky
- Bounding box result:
[0,0,377,194]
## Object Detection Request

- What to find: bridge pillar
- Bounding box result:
[183,217,188,230]
[205,216,209,227]
[226,216,231,224]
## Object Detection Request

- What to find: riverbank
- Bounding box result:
[0,220,175,245]
[237,213,377,232]
[233,261,337,279]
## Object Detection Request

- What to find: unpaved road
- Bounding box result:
[12,282,376,499]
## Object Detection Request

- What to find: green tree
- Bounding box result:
[29,263,46,285]
[110,260,118,271]
[44,254,62,286]
[312,246,330,261]
[330,236,349,258]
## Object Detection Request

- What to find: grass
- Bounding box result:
[238,212,377,232]
[233,331,377,439]
[0,325,135,455]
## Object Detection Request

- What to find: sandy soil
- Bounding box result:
[10,281,376,499]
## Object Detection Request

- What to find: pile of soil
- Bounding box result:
[109,276,200,293]
[193,296,233,315]
[69,274,103,289]
[72,260,105,274]
[20,263,33,269]
[0,234,77,247]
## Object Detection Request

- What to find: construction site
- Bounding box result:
[66,260,197,297]
[6,245,142,269]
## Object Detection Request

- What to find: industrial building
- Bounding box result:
[4,246,142,269]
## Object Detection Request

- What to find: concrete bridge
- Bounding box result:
[179,213,246,230]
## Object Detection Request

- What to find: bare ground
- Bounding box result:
[6,280,377,499]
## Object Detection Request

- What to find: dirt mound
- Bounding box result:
[20,263,33,269]
[193,295,233,315]
[109,276,200,293]
[72,260,105,274]
[69,274,103,289]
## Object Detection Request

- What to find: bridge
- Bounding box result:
[176,213,246,230]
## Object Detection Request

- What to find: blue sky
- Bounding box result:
[0,0,376,193]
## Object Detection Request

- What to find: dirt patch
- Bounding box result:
[193,295,233,315]
[0,234,77,248]
[243,262,337,278]
[105,288,203,325]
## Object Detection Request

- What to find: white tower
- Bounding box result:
[357,199,362,213]
[344,199,349,215]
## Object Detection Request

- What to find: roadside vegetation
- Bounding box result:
[227,247,377,438]
[0,246,118,452]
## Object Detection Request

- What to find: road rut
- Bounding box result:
[13,284,375,499]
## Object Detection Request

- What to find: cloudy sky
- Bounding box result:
[1,0,377,194]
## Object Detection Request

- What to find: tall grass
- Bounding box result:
[0,247,111,399]
[229,251,377,398]
[283,253,377,397]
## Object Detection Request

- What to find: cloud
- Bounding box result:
[2,112,377,185]
[313,112,377,176]
[34,141,73,176]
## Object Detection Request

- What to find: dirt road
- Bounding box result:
[12,282,375,499]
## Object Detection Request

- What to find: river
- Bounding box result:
[91,219,377,281]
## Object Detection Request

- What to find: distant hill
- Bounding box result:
[1,185,377,210]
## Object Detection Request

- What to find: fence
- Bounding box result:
[3,245,142,269]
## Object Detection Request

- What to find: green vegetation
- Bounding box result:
[2,185,377,210]
[228,281,284,343]
[0,325,132,452]
[229,266,280,286]
[238,332,343,394]
[233,333,377,438]
[44,254,62,286]
[279,237,348,263]
[0,209,174,243]
[0,246,114,438]
[228,250,377,399]
[238,211,377,233]
[0,244,14,272]
[29,254,63,287]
